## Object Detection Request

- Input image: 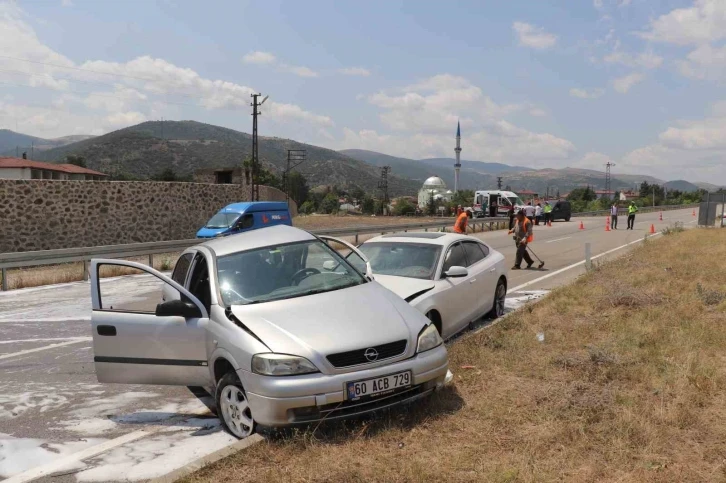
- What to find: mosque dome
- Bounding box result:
[423,176,447,188]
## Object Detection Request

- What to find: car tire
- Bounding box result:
[565,216,571,222]
[215,371,256,439]
[487,279,506,319]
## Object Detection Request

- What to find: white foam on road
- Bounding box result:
[505,291,549,313]
[0,338,91,361]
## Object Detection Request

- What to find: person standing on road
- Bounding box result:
[610,203,619,230]
[543,201,552,225]
[535,203,543,225]
[523,202,535,224]
[453,208,472,234]
[508,210,544,270]
[627,201,638,230]
[508,206,515,230]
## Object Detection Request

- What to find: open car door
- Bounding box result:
[317,235,373,281]
[90,259,212,387]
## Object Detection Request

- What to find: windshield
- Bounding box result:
[216,240,366,305]
[206,212,239,229]
[507,196,524,206]
[358,242,441,280]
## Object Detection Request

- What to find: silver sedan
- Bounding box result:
[352,232,508,340]
[89,225,448,438]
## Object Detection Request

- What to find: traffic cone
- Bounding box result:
[547,219,552,227]
[659,212,663,221]
[650,224,656,234]
[579,221,585,230]
[605,217,610,232]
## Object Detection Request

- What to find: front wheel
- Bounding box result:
[216,372,256,439]
[487,279,506,319]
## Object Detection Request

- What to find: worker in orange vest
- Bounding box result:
[508,210,544,269]
[453,209,472,234]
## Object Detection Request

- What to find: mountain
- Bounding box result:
[0,129,94,155]
[694,181,724,192]
[418,157,532,175]
[30,121,420,196]
[664,180,702,192]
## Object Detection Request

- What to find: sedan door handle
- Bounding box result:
[470,278,477,283]
[489,268,496,272]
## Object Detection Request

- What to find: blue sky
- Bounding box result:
[1,0,725,183]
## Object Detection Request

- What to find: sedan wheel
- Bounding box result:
[216,372,255,439]
[487,280,506,319]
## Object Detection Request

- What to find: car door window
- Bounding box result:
[235,214,254,230]
[171,253,193,285]
[188,254,211,312]
[462,242,486,266]
[442,243,467,274]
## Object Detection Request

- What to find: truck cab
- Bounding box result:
[196,202,292,239]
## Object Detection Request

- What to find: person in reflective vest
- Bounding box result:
[454,209,472,234]
[543,201,552,225]
[509,210,543,269]
[627,202,638,230]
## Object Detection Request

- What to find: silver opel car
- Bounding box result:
[90,225,448,438]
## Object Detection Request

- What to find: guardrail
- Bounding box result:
[0,217,509,291]
[571,203,698,218]
[0,204,699,291]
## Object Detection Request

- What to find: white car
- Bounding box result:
[351,233,508,340]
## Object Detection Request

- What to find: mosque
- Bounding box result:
[416,121,461,209]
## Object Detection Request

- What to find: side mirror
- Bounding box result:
[323,260,337,271]
[155,299,202,319]
[443,266,468,278]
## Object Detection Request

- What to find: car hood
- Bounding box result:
[196,227,227,238]
[229,281,428,361]
[371,274,436,302]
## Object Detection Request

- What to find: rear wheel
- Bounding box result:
[216,372,256,439]
[565,216,571,222]
[487,279,507,319]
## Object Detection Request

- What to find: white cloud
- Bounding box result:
[676,43,726,80]
[512,22,557,50]
[612,73,644,93]
[105,111,147,127]
[61,0,74,6]
[569,88,605,99]
[575,151,614,170]
[281,64,319,78]
[242,51,276,64]
[639,0,726,45]
[529,108,547,117]
[338,67,371,77]
[618,0,631,6]
[603,50,663,69]
[593,0,603,8]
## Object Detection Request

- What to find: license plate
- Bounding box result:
[346,371,412,400]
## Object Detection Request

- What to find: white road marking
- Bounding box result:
[0,338,91,361]
[2,409,212,483]
[545,236,571,243]
[508,232,662,293]
[0,338,88,345]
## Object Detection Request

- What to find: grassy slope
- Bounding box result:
[188,228,726,483]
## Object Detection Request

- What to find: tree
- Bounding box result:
[299,200,315,215]
[426,190,436,216]
[285,172,309,206]
[65,155,86,168]
[568,187,596,202]
[361,196,375,214]
[152,167,178,181]
[393,197,415,216]
[319,193,339,214]
[349,185,366,205]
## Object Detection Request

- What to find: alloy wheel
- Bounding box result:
[495,282,506,317]
[220,385,255,438]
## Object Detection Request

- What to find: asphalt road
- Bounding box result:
[0,208,697,482]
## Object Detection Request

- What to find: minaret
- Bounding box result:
[454,120,462,193]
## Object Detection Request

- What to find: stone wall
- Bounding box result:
[0,179,296,253]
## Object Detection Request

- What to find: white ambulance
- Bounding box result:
[473,190,525,218]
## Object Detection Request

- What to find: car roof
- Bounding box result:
[363,232,480,246]
[220,201,288,214]
[199,225,315,257]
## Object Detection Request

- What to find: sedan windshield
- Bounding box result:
[206,213,239,229]
[216,240,366,305]
[358,242,441,280]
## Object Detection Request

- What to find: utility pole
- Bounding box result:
[378,166,390,215]
[497,176,503,190]
[284,149,307,207]
[605,162,615,198]
[249,93,269,201]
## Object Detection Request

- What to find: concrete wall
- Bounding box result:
[0,167,29,180]
[0,179,296,253]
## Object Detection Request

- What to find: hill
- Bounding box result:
[664,180,702,192]
[418,157,532,175]
[0,129,94,155]
[31,121,420,196]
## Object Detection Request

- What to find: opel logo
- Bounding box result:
[364,348,379,361]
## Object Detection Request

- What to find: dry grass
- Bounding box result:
[4,252,180,290]
[186,229,726,483]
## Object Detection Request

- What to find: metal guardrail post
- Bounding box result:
[149,254,154,267]
[585,243,592,271]
[354,233,359,244]
[1,268,7,291]
[83,260,89,281]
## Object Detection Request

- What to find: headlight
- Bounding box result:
[251,353,319,376]
[416,324,443,353]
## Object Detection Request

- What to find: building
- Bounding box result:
[193,167,245,184]
[0,157,107,180]
[417,176,453,209]
[619,190,639,201]
[594,189,615,200]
